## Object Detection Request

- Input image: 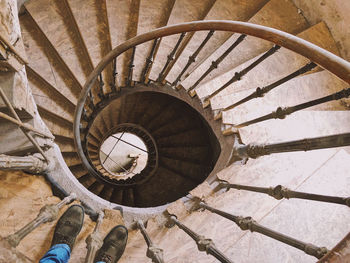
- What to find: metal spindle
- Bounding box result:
[219,182,350,207]
[235,87,350,128]
[141,38,160,83]
[6,193,77,247]
[85,211,104,263]
[203,45,281,107]
[188,34,247,96]
[88,90,95,110]
[110,58,118,92]
[172,30,215,88]
[236,132,350,159]
[169,216,233,263]
[198,202,328,259]
[137,220,164,263]
[98,73,105,99]
[157,32,186,83]
[126,46,136,87]
[215,62,317,120]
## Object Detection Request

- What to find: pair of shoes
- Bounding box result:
[51,205,128,262]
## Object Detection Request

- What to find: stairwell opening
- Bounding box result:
[83,89,222,208]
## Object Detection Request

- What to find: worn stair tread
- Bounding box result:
[20,13,82,104]
[106,0,140,87]
[166,0,269,84]
[148,0,216,81]
[61,152,82,167]
[152,119,203,139]
[134,166,196,207]
[236,110,350,146]
[158,146,210,163]
[158,160,204,184]
[25,0,91,86]
[221,70,349,126]
[98,185,114,200]
[156,129,208,147]
[110,188,124,204]
[88,181,105,195]
[133,0,176,81]
[78,173,96,188]
[200,21,339,103]
[159,156,210,177]
[29,80,74,124]
[181,0,308,89]
[39,110,73,139]
[68,0,113,95]
[54,135,76,152]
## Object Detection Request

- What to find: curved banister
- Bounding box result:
[74,20,350,183]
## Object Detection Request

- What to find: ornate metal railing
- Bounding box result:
[70,21,350,261]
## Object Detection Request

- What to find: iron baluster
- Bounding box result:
[203,45,281,107]
[188,34,247,95]
[6,193,76,247]
[110,58,118,93]
[198,202,328,259]
[88,90,95,110]
[157,32,186,83]
[235,87,350,128]
[169,215,234,263]
[82,108,89,122]
[172,30,215,88]
[141,38,160,83]
[137,220,164,263]
[98,73,105,99]
[85,211,104,263]
[236,133,350,159]
[215,62,317,119]
[219,182,350,207]
[126,46,136,87]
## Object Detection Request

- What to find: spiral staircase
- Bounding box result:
[0,0,350,262]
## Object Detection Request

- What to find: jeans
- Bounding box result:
[39,244,105,263]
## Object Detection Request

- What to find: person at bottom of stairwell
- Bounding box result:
[39,204,128,263]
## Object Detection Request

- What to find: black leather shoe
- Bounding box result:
[51,204,84,250]
[94,225,128,263]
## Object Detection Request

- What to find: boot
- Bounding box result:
[94,225,128,263]
[51,204,84,250]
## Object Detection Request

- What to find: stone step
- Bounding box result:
[180,0,308,90]
[20,11,82,103]
[24,0,92,87]
[132,0,176,81]
[165,0,269,84]
[233,110,350,147]
[67,0,113,95]
[220,71,349,127]
[198,21,340,104]
[148,0,216,81]
[106,0,140,87]
[217,149,350,262]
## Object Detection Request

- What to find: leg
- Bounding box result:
[39,244,70,263]
[94,225,128,263]
[39,204,84,263]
